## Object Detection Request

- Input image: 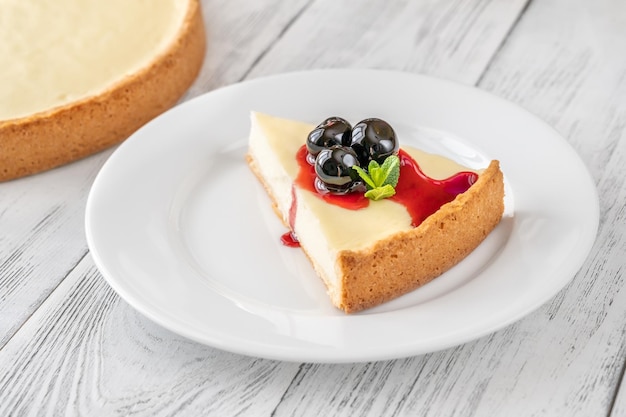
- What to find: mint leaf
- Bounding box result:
[351,155,401,201]
[365,184,396,200]
[352,165,377,189]
[380,155,400,187]
[368,160,386,187]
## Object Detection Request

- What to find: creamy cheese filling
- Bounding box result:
[0,0,188,120]
[248,112,476,289]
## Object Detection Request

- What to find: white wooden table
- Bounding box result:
[2,0,625,415]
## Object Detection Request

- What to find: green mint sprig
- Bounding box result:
[352,155,400,201]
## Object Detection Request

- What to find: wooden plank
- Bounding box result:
[473,0,626,412]
[0,0,309,350]
[183,0,313,98]
[246,0,529,85]
[0,257,300,416]
[0,151,112,348]
[478,0,626,181]
[603,119,626,417]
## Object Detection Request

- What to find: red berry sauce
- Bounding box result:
[280,186,300,247]
[280,232,300,247]
[282,145,478,246]
[393,149,478,226]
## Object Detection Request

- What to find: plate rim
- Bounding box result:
[85,68,599,363]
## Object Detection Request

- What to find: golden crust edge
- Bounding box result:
[336,160,505,313]
[0,0,206,181]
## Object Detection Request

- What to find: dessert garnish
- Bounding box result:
[352,155,400,201]
[301,117,478,225]
[305,117,400,197]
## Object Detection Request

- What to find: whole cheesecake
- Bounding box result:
[0,0,206,181]
[247,112,505,313]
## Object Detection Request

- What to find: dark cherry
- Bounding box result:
[314,146,362,193]
[306,117,352,157]
[350,118,398,164]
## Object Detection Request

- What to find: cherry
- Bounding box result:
[314,146,362,193]
[306,117,352,158]
[350,118,398,165]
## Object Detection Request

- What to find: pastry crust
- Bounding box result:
[0,0,206,181]
[336,160,504,312]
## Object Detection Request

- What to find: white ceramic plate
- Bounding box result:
[86,69,598,363]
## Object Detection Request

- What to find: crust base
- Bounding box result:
[0,0,206,181]
[336,160,504,312]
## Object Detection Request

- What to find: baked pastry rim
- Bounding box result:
[0,0,206,181]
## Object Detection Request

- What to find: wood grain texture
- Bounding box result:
[246,0,529,85]
[2,0,626,416]
[0,150,111,348]
[478,1,626,414]
[478,0,626,182]
[0,257,300,416]
[182,0,312,98]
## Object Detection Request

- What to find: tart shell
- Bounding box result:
[0,0,206,181]
[336,160,504,313]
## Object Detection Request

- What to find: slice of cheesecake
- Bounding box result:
[247,112,504,313]
[0,0,206,181]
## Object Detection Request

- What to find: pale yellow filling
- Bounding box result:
[302,194,412,251]
[250,112,475,251]
[0,0,188,120]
